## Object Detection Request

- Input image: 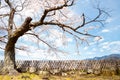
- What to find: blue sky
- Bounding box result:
[50,0,120,60]
[0,0,120,60]
[66,0,120,60]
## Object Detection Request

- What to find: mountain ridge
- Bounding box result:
[87,54,120,60]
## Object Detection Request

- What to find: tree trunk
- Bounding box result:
[3,37,18,75]
[2,17,32,75]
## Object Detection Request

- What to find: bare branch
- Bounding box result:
[59,10,68,18]
[74,7,110,31]
[0,18,7,28]
[4,0,13,9]
[85,8,102,25]
[4,0,16,37]
[39,0,74,23]
[29,0,75,28]
[85,8,110,27]
[42,21,97,37]
[0,35,29,51]
[43,21,74,30]
[25,32,53,49]
[15,47,28,51]
[0,35,7,45]
[0,35,7,38]
[0,26,7,31]
[0,38,28,51]
[30,5,107,39]
[8,8,15,37]
[0,13,9,17]
[25,32,67,54]
[0,5,8,9]
[75,13,85,30]
[15,0,28,12]
[12,17,32,38]
[13,21,17,29]
[0,39,7,44]
[0,0,109,56]
[65,30,83,41]
[0,46,5,50]
[47,11,56,17]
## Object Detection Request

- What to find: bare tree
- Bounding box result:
[0,0,108,75]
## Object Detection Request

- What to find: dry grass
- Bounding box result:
[0,72,120,80]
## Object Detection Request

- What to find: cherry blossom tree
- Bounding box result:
[0,0,108,74]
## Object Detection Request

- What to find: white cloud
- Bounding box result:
[100,42,110,50]
[100,41,120,53]
[87,52,95,55]
[100,49,104,52]
[83,41,120,56]
[101,29,110,33]
[94,36,102,41]
[101,25,120,33]
[102,45,110,50]
[110,41,120,45]
[84,47,88,50]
